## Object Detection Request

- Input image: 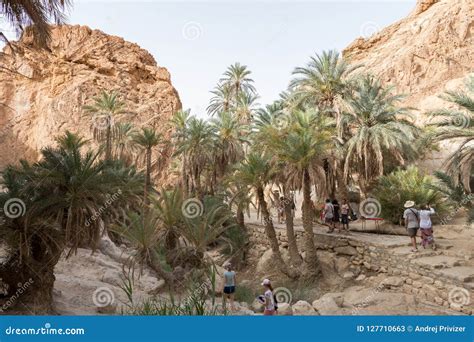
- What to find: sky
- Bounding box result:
[2,0,416,117]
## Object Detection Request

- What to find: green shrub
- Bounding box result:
[374,166,450,224]
[234,285,256,304]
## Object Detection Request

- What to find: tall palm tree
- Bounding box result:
[171,109,191,194]
[234,152,291,275]
[84,91,128,161]
[174,117,215,196]
[269,110,334,277]
[234,91,259,125]
[0,131,144,312]
[207,83,234,116]
[290,50,357,117]
[342,75,419,195]
[220,62,256,99]
[210,111,248,181]
[427,76,474,192]
[133,127,162,203]
[0,0,70,46]
[290,50,359,197]
[113,122,137,164]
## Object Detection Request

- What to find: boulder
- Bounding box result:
[292,300,318,315]
[334,246,358,256]
[276,302,293,315]
[312,296,340,315]
[381,276,405,288]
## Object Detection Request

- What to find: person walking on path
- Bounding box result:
[222,263,236,311]
[261,279,276,315]
[324,199,335,233]
[340,198,351,233]
[403,200,420,252]
[419,204,436,250]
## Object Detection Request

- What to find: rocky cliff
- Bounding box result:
[343,0,473,168]
[0,25,181,172]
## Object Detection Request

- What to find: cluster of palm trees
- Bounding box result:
[167,53,428,279]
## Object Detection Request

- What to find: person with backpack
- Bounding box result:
[261,279,277,315]
[403,200,420,252]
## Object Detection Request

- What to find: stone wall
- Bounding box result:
[246,224,473,315]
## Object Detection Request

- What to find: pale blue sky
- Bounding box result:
[5,1,417,116]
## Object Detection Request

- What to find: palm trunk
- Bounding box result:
[302,169,320,277]
[256,187,284,263]
[105,116,112,161]
[283,189,302,266]
[144,147,152,205]
[236,206,245,231]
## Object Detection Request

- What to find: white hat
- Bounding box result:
[404,200,415,208]
[261,278,271,286]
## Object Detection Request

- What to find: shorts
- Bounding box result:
[223,286,235,294]
[341,214,349,224]
[264,309,276,316]
[324,217,333,224]
[407,228,418,237]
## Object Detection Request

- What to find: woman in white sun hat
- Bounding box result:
[260,279,276,316]
[403,200,420,252]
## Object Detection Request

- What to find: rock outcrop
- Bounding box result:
[0,25,181,175]
[343,0,474,168]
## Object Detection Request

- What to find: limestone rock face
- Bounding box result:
[343,0,474,168]
[0,25,181,174]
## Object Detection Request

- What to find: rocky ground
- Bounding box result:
[44,213,473,316]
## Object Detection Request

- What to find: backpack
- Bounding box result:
[273,294,278,311]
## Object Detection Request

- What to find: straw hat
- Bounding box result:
[404,200,415,208]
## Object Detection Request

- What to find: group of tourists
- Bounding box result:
[403,200,436,252]
[321,198,354,234]
[222,264,278,315]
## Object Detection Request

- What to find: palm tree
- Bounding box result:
[210,111,248,182]
[84,91,128,161]
[269,110,334,277]
[171,109,191,194]
[342,75,419,196]
[174,117,215,196]
[220,62,256,99]
[290,50,357,116]
[233,152,291,275]
[290,50,359,197]
[427,76,474,192]
[207,83,234,116]
[133,127,162,203]
[0,0,70,46]
[0,131,144,312]
[113,122,137,164]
